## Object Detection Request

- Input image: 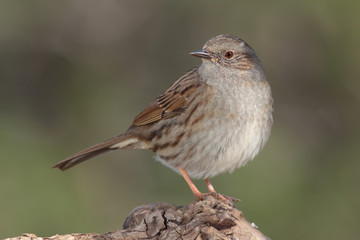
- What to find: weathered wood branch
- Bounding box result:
[5,195,270,240]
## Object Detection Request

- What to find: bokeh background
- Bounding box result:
[1,0,359,239]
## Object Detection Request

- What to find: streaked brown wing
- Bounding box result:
[132,67,200,126]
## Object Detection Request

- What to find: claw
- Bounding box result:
[194,192,239,206]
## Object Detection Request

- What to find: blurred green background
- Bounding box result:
[1,0,359,239]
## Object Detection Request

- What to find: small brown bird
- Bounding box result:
[54,35,273,202]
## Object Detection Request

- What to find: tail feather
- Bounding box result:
[53,134,136,171]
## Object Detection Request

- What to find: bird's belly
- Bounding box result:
[156,113,271,179]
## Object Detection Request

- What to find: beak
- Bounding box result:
[190,49,212,59]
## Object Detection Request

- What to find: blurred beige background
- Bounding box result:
[1,1,359,239]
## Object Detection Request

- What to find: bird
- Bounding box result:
[53,34,273,202]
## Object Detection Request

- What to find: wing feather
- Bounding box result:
[132,67,200,126]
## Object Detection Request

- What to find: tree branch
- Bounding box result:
[5,195,270,240]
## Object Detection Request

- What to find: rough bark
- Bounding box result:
[5,195,270,240]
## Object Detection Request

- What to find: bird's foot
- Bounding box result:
[212,192,240,203]
[194,192,239,206]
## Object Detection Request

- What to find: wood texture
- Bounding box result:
[5,195,270,240]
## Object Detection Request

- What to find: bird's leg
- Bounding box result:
[178,168,239,204]
[205,178,240,203]
[205,178,216,193]
[178,167,203,199]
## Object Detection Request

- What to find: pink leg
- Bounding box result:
[178,167,202,199]
[205,178,239,204]
[178,169,239,204]
[205,178,216,193]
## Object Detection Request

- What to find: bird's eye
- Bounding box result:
[224,51,234,59]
